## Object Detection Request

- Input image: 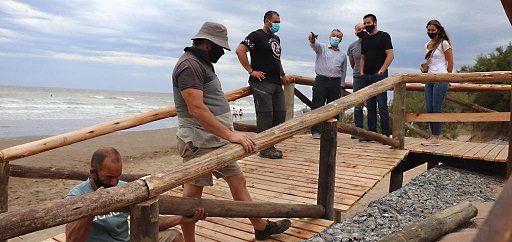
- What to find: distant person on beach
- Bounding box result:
[348,23,368,138]
[359,13,394,141]
[308,28,347,139]
[236,10,289,159]
[65,147,207,242]
[172,22,291,241]
[421,20,454,146]
[239,108,243,119]
[232,107,238,119]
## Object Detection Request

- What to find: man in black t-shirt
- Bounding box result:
[359,13,394,139]
[236,10,289,159]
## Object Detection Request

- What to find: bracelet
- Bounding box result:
[249,70,253,75]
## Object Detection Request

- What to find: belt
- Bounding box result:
[317,75,341,80]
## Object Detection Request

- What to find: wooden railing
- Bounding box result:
[0,71,511,240]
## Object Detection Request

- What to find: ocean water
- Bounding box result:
[0,85,307,137]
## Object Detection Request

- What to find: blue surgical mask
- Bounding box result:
[330,37,340,46]
[270,22,280,33]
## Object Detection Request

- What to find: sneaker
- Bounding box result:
[259,148,283,159]
[312,133,321,139]
[421,140,440,146]
[255,219,292,240]
[350,135,359,139]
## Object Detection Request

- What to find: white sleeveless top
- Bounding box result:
[424,40,451,73]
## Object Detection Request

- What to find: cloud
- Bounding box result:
[52,50,177,67]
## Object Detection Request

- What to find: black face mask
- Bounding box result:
[209,44,225,63]
[93,171,116,189]
[364,24,375,33]
[427,32,438,39]
[356,31,368,39]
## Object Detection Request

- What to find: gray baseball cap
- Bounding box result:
[191,22,230,51]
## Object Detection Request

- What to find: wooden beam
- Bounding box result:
[130,198,159,242]
[294,88,313,107]
[0,74,403,241]
[379,201,478,242]
[289,75,512,92]
[0,155,7,242]
[158,196,324,218]
[392,82,406,149]
[502,0,512,25]
[0,87,252,162]
[446,94,497,113]
[317,119,337,220]
[401,71,512,84]
[405,112,510,122]
[337,123,399,148]
[233,122,257,132]
[284,83,295,121]
[389,167,403,193]
[9,164,145,182]
[508,83,512,179]
[403,121,430,139]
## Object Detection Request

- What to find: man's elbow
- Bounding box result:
[235,45,247,57]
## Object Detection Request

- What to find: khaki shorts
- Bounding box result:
[177,137,242,186]
[158,228,180,242]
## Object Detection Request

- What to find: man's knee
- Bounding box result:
[183,184,203,198]
[226,173,247,188]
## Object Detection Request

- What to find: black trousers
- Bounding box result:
[311,75,341,134]
[249,80,286,133]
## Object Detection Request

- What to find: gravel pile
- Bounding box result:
[306,166,504,242]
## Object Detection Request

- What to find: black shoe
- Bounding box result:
[350,135,359,139]
[358,138,372,143]
[255,219,292,240]
[269,146,283,157]
[259,148,283,159]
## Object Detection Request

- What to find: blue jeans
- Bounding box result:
[361,71,390,136]
[425,82,449,136]
[352,76,365,129]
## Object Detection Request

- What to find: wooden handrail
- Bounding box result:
[0,87,252,162]
[0,74,403,240]
[405,112,510,122]
[400,71,512,83]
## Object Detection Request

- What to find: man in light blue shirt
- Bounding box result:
[309,29,347,138]
[65,147,206,242]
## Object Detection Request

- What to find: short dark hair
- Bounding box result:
[363,14,377,23]
[91,147,121,171]
[264,11,279,22]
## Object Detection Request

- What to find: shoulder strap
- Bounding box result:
[424,40,443,62]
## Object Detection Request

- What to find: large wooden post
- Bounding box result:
[0,155,7,242]
[317,118,337,220]
[130,198,159,242]
[508,83,512,179]
[392,82,406,149]
[284,83,295,121]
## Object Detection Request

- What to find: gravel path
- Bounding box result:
[306,166,504,242]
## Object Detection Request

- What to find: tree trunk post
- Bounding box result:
[317,118,338,220]
[0,155,8,242]
[392,82,406,149]
[284,83,295,121]
[389,166,404,193]
[130,198,159,242]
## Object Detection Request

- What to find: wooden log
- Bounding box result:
[0,74,403,240]
[158,196,324,218]
[392,82,406,149]
[233,122,257,133]
[405,112,510,122]
[389,167,403,193]
[284,83,295,121]
[446,94,497,113]
[337,123,399,148]
[379,201,478,242]
[9,164,146,182]
[317,119,337,220]
[130,198,159,242]
[403,121,430,139]
[400,71,512,83]
[289,75,512,93]
[0,156,8,242]
[474,172,512,241]
[508,83,512,179]
[294,88,313,107]
[0,87,252,162]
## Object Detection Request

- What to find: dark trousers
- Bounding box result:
[425,82,449,135]
[361,71,390,136]
[353,75,365,129]
[249,80,286,133]
[310,75,342,134]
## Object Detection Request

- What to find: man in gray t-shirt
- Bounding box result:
[347,23,368,131]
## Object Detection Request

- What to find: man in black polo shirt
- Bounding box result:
[236,10,288,159]
[359,13,394,139]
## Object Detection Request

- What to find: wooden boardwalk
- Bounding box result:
[405,137,509,162]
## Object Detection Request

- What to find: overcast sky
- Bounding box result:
[1,0,511,93]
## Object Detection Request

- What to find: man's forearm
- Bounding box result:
[379,51,394,73]
[360,55,365,75]
[190,104,233,141]
[236,45,252,73]
[158,215,182,231]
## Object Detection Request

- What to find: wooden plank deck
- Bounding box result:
[405,137,509,162]
[164,133,409,241]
